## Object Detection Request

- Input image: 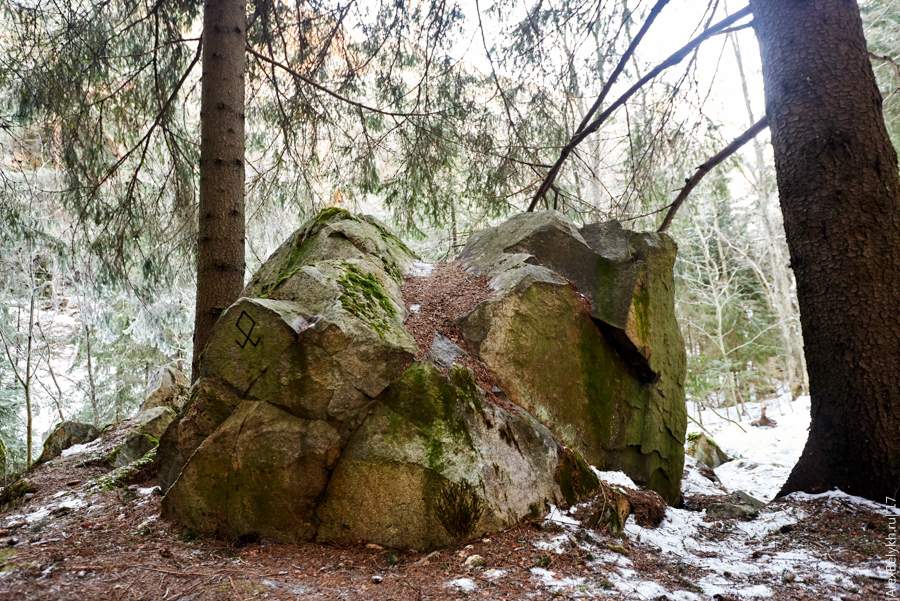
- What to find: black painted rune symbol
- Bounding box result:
[235,310,261,349]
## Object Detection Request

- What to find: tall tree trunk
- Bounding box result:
[751,0,900,501]
[192,0,247,382]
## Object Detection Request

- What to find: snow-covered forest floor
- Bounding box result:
[0,395,895,600]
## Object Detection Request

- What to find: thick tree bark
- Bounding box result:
[192,0,247,381]
[751,0,900,501]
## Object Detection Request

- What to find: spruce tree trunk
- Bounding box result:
[192,0,247,381]
[751,0,900,501]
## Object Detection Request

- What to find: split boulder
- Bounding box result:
[158,208,687,548]
[159,209,599,548]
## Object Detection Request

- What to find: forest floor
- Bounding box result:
[0,397,895,600]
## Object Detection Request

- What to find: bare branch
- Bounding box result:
[869,51,900,82]
[527,5,753,212]
[574,0,671,138]
[657,115,768,232]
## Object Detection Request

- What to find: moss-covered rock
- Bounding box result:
[37,421,100,464]
[242,208,415,302]
[90,448,157,491]
[316,361,598,549]
[0,477,36,510]
[159,208,420,539]
[106,406,176,468]
[159,208,679,548]
[686,433,731,469]
[459,211,686,504]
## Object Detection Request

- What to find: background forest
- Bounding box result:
[0,0,897,473]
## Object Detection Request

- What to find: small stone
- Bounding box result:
[463,554,485,568]
[606,544,630,557]
[426,334,467,369]
[706,502,758,521]
[365,543,384,550]
[371,575,383,584]
[414,551,441,566]
[136,519,155,536]
[23,493,34,501]
[732,490,766,509]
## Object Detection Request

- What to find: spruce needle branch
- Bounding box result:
[246,47,439,118]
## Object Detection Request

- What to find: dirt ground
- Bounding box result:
[0,436,891,600]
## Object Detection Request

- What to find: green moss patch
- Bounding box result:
[90,448,158,491]
[337,261,397,337]
[554,447,600,507]
[259,208,361,297]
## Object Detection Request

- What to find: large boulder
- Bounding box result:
[459,212,687,503]
[158,208,684,547]
[38,421,100,463]
[106,406,177,468]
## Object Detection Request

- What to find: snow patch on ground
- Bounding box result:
[592,469,638,489]
[530,567,587,592]
[681,456,728,496]
[407,261,434,277]
[786,489,900,516]
[61,439,103,458]
[688,395,809,501]
[510,394,896,599]
[544,504,580,527]
[445,577,477,592]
